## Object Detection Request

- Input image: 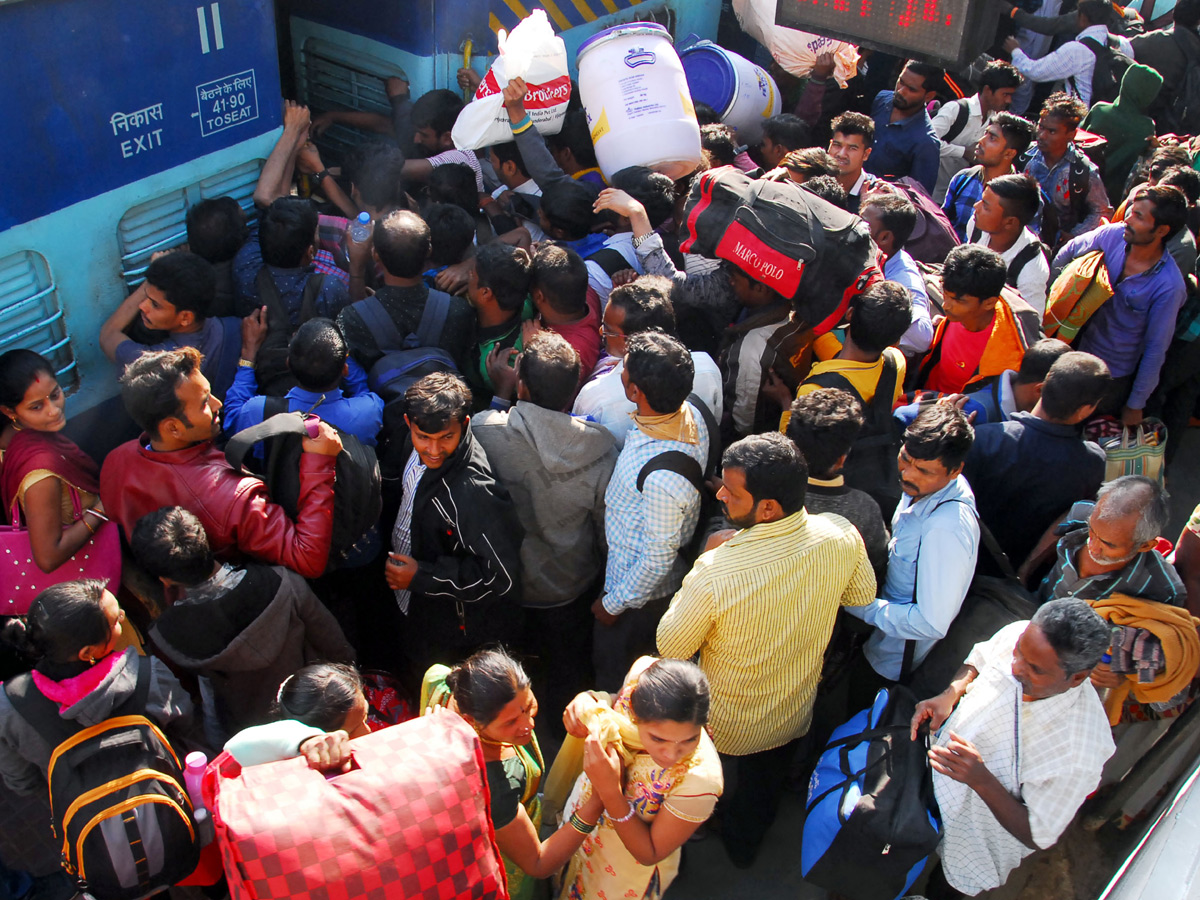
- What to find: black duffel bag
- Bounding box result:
[678,168,882,334]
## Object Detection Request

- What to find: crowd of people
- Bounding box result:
[3,2,1200,898]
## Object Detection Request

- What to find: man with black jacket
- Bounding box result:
[384,372,524,680]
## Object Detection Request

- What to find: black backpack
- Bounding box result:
[3,660,200,900]
[350,290,458,441]
[635,393,722,565]
[1168,29,1200,133]
[1075,35,1136,105]
[253,269,326,397]
[807,354,904,520]
[225,407,383,572]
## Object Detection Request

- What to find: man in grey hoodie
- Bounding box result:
[131,506,355,745]
[473,332,617,731]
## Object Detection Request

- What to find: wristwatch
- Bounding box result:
[313,169,331,184]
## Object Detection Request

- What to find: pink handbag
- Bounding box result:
[2,489,121,616]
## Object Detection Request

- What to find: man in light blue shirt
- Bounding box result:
[596,331,710,690]
[847,405,980,688]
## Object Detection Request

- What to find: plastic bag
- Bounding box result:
[452,9,571,151]
[731,0,859,88]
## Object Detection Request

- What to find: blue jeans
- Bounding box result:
[0,857,32,900]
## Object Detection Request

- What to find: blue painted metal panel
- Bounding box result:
[0,0,282,229]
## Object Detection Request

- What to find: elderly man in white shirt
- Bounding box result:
[911,599,1115,896]
[1003,0,1134,106]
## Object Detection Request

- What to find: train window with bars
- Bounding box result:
[0,251,78,393]
[116,159,265,290]
[300,37,407,158]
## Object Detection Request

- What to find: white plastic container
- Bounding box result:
[576,23,702,181]
[681,40,781,145]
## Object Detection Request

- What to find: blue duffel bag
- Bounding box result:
[800,685,941,900]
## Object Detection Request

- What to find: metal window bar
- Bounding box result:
[299,37,407,159]
[0,251,78,392]
[117,159,265,290]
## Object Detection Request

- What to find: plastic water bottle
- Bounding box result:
[184,750,207,812]
[350,211,372,243]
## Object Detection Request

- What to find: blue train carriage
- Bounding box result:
[287,0,721,156]
[0,0,283,448]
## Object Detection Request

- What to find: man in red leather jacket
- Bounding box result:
[100,346,342,579]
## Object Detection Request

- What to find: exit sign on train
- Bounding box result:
[775,0,1000,68]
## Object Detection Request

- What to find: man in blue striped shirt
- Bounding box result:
[594,331,710,690]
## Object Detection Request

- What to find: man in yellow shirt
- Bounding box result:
[657,432,876,868]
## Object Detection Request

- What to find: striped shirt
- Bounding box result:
[657,510,876,756]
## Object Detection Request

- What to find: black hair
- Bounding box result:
[979,60,1021,92]
[475,244,533,312]
[530,244,588,316]
[519,331,580,412]
[862,192,918,249]
[373,210,432,278]
[785,388,865,479]
[1148,145,1193,181]
[903,404,974,471]
[288,317,348,391]
[1031,599,1112,675]
[783,148,839,180]
[411,89,464,137]
[630,658,710,726]
[692,101,722,126]
[609,167,675,229]
[130,506,214,586]
[347,143,410,212]
[799,175,848,209]
[1039,351,1111,420]
[1176,0,1200,29]
[847,280,912,356]
[1136,183,1189,242]
[428,164,480,216]
[540,180,599,240]
[425,203,477,266]
[987,173,1042,227]
[119,346,202,438]
[721,432,808,515]
[831,111,875,146]
[445,647,531,725]
[0,349,55,425]
[904,61,945,94]
[942,243,1008,301]
[186,197,248,262]
[700,123,739,167]
[491,140,531,179]
[274,663,364,732]
[545,108,598,169]
[1159,166,1200,205]
[145,252,217,319]
[609,276,677,336]
[624,331,693,414]
[259,198,318,268]
[405,371,471,433]
[761,114,811,152]
[1040,92,1087,129]
[2,579,110,665]
[1077,0,1115,26]
[992,111,1037,156]
[1014,337,1072,385]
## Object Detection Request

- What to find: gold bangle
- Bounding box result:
[81,516,96,535]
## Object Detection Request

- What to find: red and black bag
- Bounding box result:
[205,711,508,900]
[679,168,882,335]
